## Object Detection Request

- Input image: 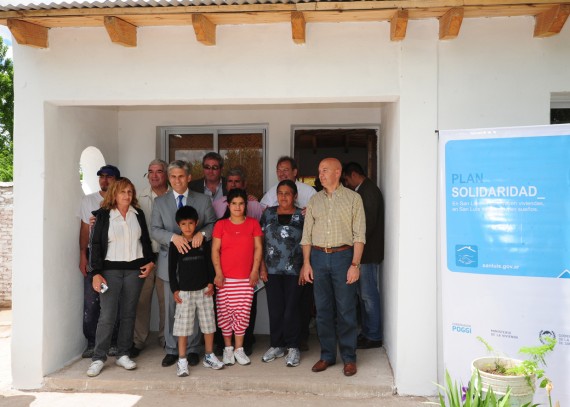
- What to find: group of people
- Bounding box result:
[77,152,384,379]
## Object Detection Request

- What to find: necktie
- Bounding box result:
[177,195,184,209]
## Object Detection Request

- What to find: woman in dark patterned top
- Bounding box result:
[259,180,305,367]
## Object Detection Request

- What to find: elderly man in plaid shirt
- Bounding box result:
[301,158,366,378]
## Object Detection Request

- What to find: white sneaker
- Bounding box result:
[234,347,251,365]
[262,347,286,363]
[87,360,104,377]
[115,355,137,370]
[223,346,235,366]
[177,358,189,377]
[286,348,300,367]
[203,353,224,370]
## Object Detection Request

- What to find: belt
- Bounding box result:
[312,245,352,254]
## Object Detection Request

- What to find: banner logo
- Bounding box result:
[455,245,478,267]
[452,323,472,334]
[539,330,556,344]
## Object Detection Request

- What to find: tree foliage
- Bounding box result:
[0,36,14,182]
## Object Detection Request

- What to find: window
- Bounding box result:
[159,125,266,199]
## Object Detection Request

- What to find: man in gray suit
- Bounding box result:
[151,160,217,367]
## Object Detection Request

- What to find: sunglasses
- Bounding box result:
[203,165,220,171]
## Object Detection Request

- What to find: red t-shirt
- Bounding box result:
[212,217,263,279]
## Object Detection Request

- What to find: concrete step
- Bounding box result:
[43,335,395,399]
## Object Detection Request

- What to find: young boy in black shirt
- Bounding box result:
[169,206,224,376]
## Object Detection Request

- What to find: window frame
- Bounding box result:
[158,124,268,194]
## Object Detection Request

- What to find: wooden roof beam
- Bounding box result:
[439,7,464,40]
[193,14,216,46]
[291,11,306,44]
[390,9,408,41]
[7,19,48,48]
[534,4,570,37]
[104,16,137,47]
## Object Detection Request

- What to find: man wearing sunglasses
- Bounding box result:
[189,152,227,201]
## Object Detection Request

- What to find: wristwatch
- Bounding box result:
[201,231,206,238]
[351,262,361,269]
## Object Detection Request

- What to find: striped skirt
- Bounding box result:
[216,278,254,337]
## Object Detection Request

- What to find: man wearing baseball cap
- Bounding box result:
[78,164,120,358]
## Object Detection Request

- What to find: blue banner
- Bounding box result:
[445,135,570,278]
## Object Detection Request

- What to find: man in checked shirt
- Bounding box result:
[301,157,366,377]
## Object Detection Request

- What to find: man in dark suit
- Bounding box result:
[151,160,217,367]
[343,162,384,349]
[188,152,227,201]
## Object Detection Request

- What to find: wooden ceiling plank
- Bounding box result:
[7,18,48,48]
[193,14,216,46]
[390,9,409,41]
[291,11,306,44]
[439,7,464,39]
[104,16,137,47]
[534,4,570,37]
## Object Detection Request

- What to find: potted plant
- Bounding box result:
[432,369,513,407]
[471,336,556,407]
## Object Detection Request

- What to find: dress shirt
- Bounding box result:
[105,206,144,261]
[138,186,166,253]
[300,184,366,248]
[173,189,188,206]
[203,180,224,202]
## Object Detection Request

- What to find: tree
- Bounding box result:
[0,36,14,182]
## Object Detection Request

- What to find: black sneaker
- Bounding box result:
[130,345,142,358]
[82,346,95,359]
[357,336,383,349]
[187,352,200,366]
[162,354,178,367]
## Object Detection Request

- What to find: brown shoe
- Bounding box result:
[311,359,335,372]
[343,362,357,376]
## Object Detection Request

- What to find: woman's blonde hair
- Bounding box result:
[101,177,139,210]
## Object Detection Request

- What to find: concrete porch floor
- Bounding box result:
[2,308,431,406]
[45,334,396,398]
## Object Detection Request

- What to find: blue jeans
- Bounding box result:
[357,263,382,341]
[311,248,358,364]
[93,269,144,361]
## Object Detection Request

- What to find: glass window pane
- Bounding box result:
[219,133,264,199]
[168,133,214,179]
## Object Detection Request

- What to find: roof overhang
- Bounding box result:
[1,0,569,48]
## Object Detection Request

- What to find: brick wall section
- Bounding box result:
[0,182,13,308]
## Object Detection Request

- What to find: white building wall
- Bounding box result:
[43,105,119,377]
[394,20,440,395]
[438,17,570,129]
[380,100,401,382]
[10,14,570,394]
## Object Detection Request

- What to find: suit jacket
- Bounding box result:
[188,177,227,198]
[150,190,217,281]
[357,178,385,264]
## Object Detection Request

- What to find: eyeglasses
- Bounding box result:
[203,165,220,171]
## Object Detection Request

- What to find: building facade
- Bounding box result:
[2,0,569,395]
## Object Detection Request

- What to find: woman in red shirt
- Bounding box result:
[212,188,263,366]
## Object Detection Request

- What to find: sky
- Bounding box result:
[0,25,13,59]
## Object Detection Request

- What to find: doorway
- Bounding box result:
[293,127,379,184]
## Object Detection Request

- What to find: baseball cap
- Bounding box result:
[96,165,121,178]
